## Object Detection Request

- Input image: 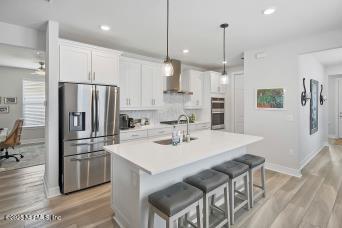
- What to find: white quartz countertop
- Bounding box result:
[104,130,263,175]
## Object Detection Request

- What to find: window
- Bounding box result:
[22,80,45,127]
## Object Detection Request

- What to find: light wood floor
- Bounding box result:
[1,142,342,228]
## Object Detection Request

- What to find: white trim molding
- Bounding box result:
[43,175,61,198]
[265,162,302,178]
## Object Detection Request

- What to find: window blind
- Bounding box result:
[22,80,45,127]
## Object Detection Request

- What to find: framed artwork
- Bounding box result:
[0,106,9,113]
[256,88,285,110]
[4,97,17,104]
[310,79,319,135]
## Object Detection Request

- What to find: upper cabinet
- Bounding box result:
[120,57,164,110]
[59,39,121,85]
[208,71,226,94]
[119,59,142,109]
[183,70,203,109]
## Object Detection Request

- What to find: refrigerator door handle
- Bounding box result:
[91,86,96,133]
[95,89,99,133]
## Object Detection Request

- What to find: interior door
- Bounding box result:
[234,73,244,133]
[59,44,92,83]
[95,85,120,137]
[92,51,119,86]
[338,79,342,138]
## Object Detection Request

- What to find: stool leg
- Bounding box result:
[229,179,235,225]
[249,169,254,208]
[148,205,154,228]
[203,195,209,228]
[197,200,203,228]
[245,173,250,210]
[224,183,230,228]
[261,164,266,197]
[210,195,215,214]
[166,218,174,228]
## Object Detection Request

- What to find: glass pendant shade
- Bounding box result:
[220,73,228,85]
[163,58,174,77]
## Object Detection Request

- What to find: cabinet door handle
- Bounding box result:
[129,99,131,105]
[88,72,91,81]
[93,72,96,81]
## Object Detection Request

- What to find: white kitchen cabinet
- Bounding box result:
[183,70,203,109]
[59,39,121,85]
[119,59,142,109]
[92,51,120,85]
[209,71,226,94]
[141,63,163,108]
[59,44,92,83]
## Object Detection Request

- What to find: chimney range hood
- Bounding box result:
[163,59,193,95]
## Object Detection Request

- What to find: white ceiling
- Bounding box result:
[313,48,342,66]
[0,44,44,70]
[0,0,342,69]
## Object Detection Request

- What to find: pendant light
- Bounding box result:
[163,0,174,77]
[220,23,229,85]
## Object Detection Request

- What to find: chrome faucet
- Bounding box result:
[177,114,191,142]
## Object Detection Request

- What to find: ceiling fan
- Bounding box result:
[32,61,45,76]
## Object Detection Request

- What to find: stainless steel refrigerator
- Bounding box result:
[59,83,119,194]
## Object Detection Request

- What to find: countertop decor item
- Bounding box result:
[256,88,285,110]
[310,79,319,135]
[220,23,229,85]
[301,78,311,106]
[320,84,326,105]
[162,0,174,77]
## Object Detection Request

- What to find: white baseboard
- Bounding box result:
[300,143,328,170]
[43,175,61,198]
[265,162,302,178]
[21,138,45,145]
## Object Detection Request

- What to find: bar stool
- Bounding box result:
[213,160,250,225]
[234,154,266,208]
[148,182,203,228]
[185,169,230,228]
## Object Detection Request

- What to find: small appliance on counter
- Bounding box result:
[120,114,129,130]
[128,118,135,128]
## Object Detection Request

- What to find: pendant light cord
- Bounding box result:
[223,26,226,74]
[166,0,169,59]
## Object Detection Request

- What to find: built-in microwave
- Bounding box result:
[211,97,225,130]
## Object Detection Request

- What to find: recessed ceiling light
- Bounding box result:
[182,49,189,54]
[263,7,276,15]
[100,25,111,31]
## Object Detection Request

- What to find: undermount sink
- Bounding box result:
[154,137,198,145]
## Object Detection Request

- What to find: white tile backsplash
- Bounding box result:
[121,93,209,125]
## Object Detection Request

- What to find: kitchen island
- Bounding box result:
[104,130,263,228]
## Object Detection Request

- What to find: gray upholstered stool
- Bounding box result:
[234,154,266,208]
[185,169,230,228]
[213,160,250,225]
[148,182,203,228]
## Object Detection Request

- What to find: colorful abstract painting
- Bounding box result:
[256,88,285,110]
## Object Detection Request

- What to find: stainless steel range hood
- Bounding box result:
[163,59,193,95]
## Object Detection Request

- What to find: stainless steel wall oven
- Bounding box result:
[211,97,225,130]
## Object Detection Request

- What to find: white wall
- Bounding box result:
[244,29,342,176]
[0,21,45,51]
[298,54,328,168]
[326,64,342,76]
[0,66,45,143]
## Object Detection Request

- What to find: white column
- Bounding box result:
[44,20,60,198]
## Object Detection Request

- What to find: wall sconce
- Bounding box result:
[301,78,311,106]
[320,84,327,105]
